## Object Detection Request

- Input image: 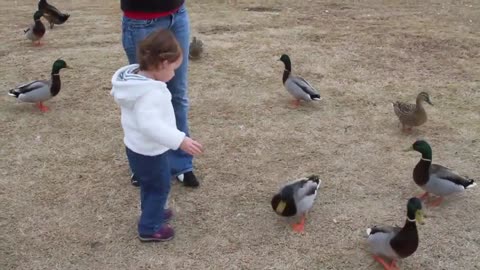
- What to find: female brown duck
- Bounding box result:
[392,92,433,132]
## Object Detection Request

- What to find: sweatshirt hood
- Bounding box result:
[111,64,167,109]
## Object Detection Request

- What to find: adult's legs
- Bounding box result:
[121,7,198,187]
[166,6,194,179]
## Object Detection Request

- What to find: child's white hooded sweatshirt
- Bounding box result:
[111,64,185,156]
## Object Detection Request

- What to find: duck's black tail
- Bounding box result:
[59,13,70,23]
[8,88,20,98]
[466,178,477,189]
[310,94,321,101]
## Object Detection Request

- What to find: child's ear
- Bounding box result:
[161,60,170,69]
[156,61,167,70]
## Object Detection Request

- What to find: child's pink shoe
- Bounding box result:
[138,224,174,242]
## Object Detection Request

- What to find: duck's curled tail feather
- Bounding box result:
[466,179,477,189]
[8,88,20,98]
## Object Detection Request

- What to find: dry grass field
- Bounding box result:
[1,0,479,269]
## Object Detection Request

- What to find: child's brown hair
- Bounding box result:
[137,29,182,70]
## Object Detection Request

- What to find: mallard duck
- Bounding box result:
[366,197,424,270]
[189,36,203,60]
[271,175,322,232]
[405,140,476,207]
[392,92,433,132]
[38,0,70,29]
[8,59,71,112]
[24,10,45,46]
[278,54,321,108]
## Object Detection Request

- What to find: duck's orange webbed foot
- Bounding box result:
[291,214,305,233]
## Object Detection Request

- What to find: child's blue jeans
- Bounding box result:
[126,147,171,235]
[121,4,193,178]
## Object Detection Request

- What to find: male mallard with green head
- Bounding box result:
[24,10,45,46]
[271,175,322,233]
[392,92,433,132]
[279,54,321,108]
[8,59,71,112]
[366,197,424,270]
[405,140,476,207]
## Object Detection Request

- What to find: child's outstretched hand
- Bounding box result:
[180,137,203,156]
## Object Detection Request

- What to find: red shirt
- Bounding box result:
[122,0,184,19]
[124,7,181,20]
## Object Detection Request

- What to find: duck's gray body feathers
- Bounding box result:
[25,24,42,42]
[9,80,52,103]
[423,164,476,196]
[366,226,402,259]
[281,176,321,215]
[285,76,321,102]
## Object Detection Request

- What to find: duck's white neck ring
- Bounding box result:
[52,74,60,76]
[407,217,416,222]
[421,158,431,162]
[284,69,290,72]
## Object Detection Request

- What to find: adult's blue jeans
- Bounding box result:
[121,5,193,177]
[126,147,171,235]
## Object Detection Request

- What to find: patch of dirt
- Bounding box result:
[244,6,282,12]
[197,24,257,35]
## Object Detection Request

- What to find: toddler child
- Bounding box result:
[111,29,203,241]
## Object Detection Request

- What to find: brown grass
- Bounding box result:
[1,0,480,269]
